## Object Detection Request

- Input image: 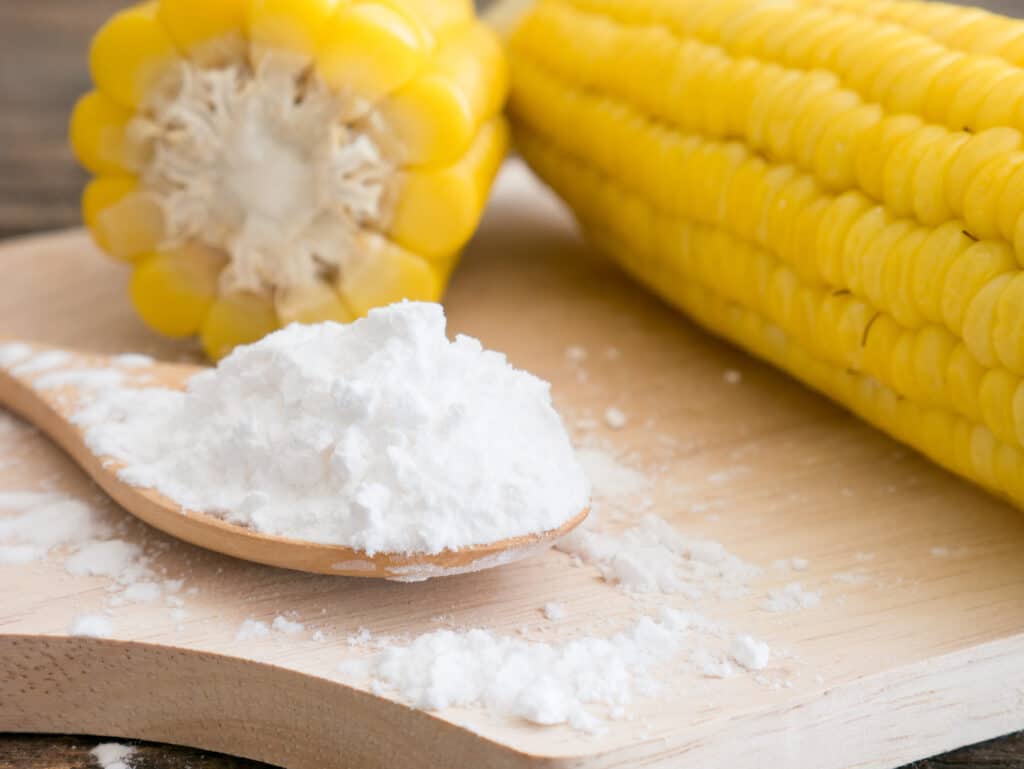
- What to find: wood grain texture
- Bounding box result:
[1,0,1024,767]
[4,165,1024,768]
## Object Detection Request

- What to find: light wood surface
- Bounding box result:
[3,163,1024,769]
[0,349,587,579]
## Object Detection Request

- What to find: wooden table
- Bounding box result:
[1,1,1023,768]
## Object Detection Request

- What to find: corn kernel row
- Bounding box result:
[809,0,1024,68]
[563,0,1024,138]
[512,52,1024,378]
[514,2,1024,258]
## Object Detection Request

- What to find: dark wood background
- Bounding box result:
[2,1,1024,768]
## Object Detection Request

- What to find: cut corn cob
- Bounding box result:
[71,0,508,359]
[507,0,1024,508]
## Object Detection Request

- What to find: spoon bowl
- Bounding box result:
[0,343,588,579]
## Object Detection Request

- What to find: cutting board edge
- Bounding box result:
[4,629,1024,769]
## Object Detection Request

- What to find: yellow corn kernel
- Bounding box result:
[962,272,1013,368]
[378,0,471,36]
[69,92,136,175]
[855,115,922,203]
[381,23,507,166]
[964,154,1024,243]
[946,128,1022,220]
[275,281,355,325]
[911,130,969,226]
[248,0,342,60]
[941,241,1015,335]
[339,234,441,316]
[317,3,429,102]
[200,293,280,361]
[157,0,248,64]
[83,178,164,262]
[980,369,1018,447]
[994,273,1024,374]
[130,244,225,337]
[388,117,507,259]
[90,2,178,109]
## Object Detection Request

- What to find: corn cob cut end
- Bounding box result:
[73,0,509,359]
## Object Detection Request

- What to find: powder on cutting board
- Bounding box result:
[728,635,771,671]
[557,514,760,597]
[90,743,135,769]
[0,493,110,564]
[759,582,822,612]
[272,615,305,635]
[355,607,696,733]
[69,614,113,638]
[236,619,270,641]
[346,609,772,732]
[70,302,589,554]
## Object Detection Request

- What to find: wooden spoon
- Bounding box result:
[0,343,588,580]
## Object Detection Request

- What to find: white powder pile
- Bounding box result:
[728,635,771,671]
[358,607,696,732]
[69,614,114,638]
[90,743,135,769]
[71,303,589,554]
[759,582,822,612]
[557,514,760,597]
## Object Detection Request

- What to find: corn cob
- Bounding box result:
[507,0,1024,508]
[70,0,507,360]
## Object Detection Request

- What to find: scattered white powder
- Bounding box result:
[236,619,270,641]
[575,448,650,507]
[690,648,733,678]
[760,582,822,612]
[34,368,124,391]
[120,582,162,603]
[557,514,760,597]
[364,608,695,732]
[0,493,110,564]
[113,354,154,368]
[543,602,567,621]
[65,540,142,579]
[11,349,71,375]
[272,615,305,635]
[604,407,628,429]
[729,635,771,671]
[832,571,869,585]
[312,630,326,642]
[90,743,135,769]
[72,303,589,554]
[69,614,113,638]
[347,627,376,647]
[565,345,587,363]
[723,369,742,385]
[0,342,32,367]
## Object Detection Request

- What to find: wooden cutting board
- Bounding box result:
[2,161,1024,769]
